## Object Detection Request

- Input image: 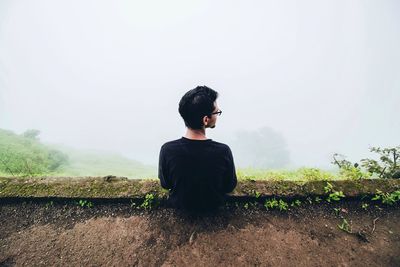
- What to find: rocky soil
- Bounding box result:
[0,199,399,266]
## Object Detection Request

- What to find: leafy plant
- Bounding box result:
[290,199,302,207]
[361,203,369,210]
[332,153,369,180]
[337,218,352,233]
[264,198,288,211]
[324,182,345,202]
[77,199,93,208]
[371,190,400,205]
[306,197,313,204]
[327,191,345,202]
[140,193,158,210]
[333,207,340,216]
[45,201,54,209]
[361,146,400,178]
[264,198,279,210]
[324,182,334,193]
[314,196,322,203]
[278,199,288,211]
[253,190,261,199]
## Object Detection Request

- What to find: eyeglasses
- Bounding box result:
[210,109,222,116]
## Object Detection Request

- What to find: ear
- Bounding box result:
[203,115,209,126]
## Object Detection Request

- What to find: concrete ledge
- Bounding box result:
[1,177,400,199]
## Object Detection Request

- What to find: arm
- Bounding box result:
[222,146,237,193]
[158,146,172,189]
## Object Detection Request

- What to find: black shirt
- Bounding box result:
[158,136,237,211]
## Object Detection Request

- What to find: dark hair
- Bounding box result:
[178,86,219,130]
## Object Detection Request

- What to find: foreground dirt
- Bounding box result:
[0,200,399,267]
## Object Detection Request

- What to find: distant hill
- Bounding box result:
[50,145,157,178]
[0,128,156,178]
[0,128,66,176]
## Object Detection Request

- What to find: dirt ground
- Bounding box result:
[0,199,399,267]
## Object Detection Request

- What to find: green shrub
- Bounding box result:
[77,199,93,208]
[372,190,400,205]
[263,198,288,211]
[140,193,159,210]
[332,153,370,180]
[264,198,279,210]
[0,129,68,176]
[298,168,334,181]
[361,146,400,178]
[324,182,345,202]
[332,146,400,179]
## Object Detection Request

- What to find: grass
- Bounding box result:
[48,146,156,178]
[235,167,370,181]
[0,166,383,182]
[0,149,156,179]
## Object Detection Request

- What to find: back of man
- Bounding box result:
[159,137,237,211]
[158,85,237,212]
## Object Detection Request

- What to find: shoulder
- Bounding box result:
[160,138,182,150]
[209,141,234,157]
[160,139,231,150]
[211,140,231,151]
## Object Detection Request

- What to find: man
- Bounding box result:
[158,85,237,212]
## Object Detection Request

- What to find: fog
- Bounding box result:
[0,0,399,170]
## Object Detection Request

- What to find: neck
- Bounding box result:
[184,128,207,140]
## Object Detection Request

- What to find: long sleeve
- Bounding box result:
[222,147,237,193]
[158,146,172,189]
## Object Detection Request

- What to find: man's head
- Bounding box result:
[178,86,220,130]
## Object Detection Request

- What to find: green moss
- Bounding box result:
[1,177,400,200]
[0,177,168,198]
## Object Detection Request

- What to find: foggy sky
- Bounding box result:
[0,0,399,169]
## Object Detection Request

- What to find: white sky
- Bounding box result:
[0,0,399,168]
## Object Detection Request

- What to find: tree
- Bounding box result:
[331,146,400,179]
[361,146,400,178]
[22,129,41,140]
[47,149,69,171]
